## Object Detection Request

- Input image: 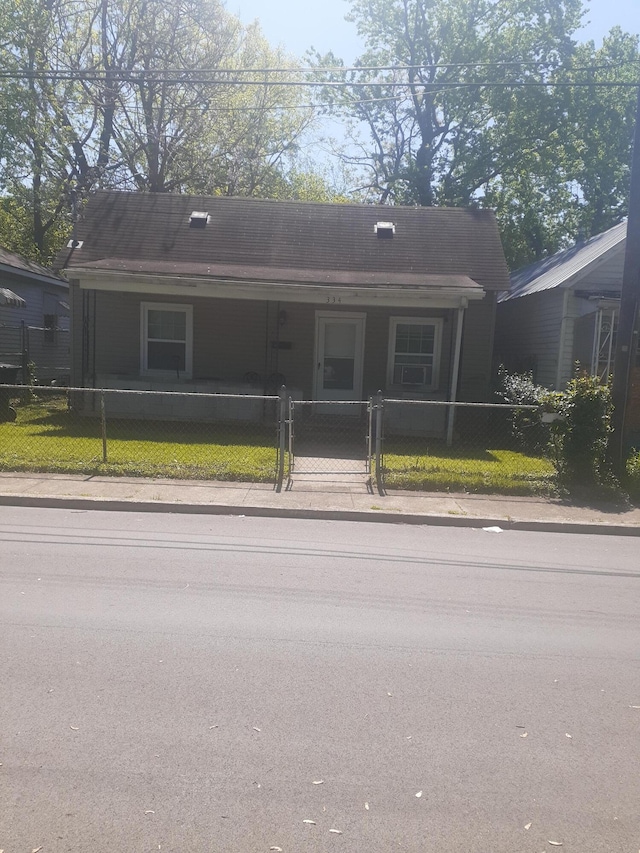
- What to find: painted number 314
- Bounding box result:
[326,296,342,303]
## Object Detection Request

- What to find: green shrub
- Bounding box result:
[625,450,640,503]
[550,372,614,488]
[496,365,548,451]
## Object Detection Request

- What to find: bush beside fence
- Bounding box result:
[1,383,627,498]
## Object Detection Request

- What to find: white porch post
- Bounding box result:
[446,298,467,447]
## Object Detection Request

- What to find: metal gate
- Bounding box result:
[287,398,374,479]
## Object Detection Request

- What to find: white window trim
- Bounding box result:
[140,302,193,379]
[387,316,443,392]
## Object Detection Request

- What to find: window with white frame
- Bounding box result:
[141,302,193,378]
[387,317,442,391]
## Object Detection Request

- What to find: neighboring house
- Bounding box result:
[495,221,640,440]
[0,247,70,384]
[59,191,510,432]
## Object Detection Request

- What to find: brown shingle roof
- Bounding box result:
[0,245,67,286]
[60,191,509,292]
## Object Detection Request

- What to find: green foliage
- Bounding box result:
[317,0,639,267]
[0,0,329,257]
[0,193,71,265]
[624,450,640,503]
[548,372,614,488]
[496,365,549,451]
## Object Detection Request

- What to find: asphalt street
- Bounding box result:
[0,507,639,852]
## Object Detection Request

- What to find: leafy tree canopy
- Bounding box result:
[314,0,639,267]
[0,0,339,261]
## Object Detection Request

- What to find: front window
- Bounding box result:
[141,302,193,378]
[387,317,442,391]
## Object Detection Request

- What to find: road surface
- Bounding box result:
[1,507,639,852]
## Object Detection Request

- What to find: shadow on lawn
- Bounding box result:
[383,440,498,462]
[21,410,277,448]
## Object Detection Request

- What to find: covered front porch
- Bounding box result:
[71,267,492,435]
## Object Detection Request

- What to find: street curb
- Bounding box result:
[1,493,639,536]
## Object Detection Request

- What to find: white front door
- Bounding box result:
[313,313,366,404]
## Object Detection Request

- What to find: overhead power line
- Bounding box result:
[0,71,638,89]
[1,58,639,76]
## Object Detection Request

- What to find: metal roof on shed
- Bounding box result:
[500,221,627,302]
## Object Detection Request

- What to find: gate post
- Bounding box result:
[375,390,384,494]
[276,385,287,491]
[100,390,108,463]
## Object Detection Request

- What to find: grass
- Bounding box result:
[1,397,558,494]
[0,397,279,483]
[380,437,555,495]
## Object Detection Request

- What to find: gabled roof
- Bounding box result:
[500,221,627,302]
[0,246,68,289]
[59,191,510,293]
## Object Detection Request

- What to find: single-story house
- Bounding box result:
[0,246,70,383]
[494,221,640,439]
[59,191,510,432]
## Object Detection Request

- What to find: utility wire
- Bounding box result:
[0,73,637,88]
[0,58,638,76]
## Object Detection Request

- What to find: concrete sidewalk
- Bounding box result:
[1,471,639,535]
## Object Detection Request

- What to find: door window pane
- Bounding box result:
[324,322,356,358]
[323,322,357,390]
[323,357,354,389]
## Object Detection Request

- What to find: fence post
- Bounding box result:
[375,390,384,494]
[276,384,286,491]
[288,395,294,478]
[100,390,108,463]
[446,404,455,448]
[21,320,29,385]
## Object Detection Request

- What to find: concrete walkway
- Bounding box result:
[1,471,639,535]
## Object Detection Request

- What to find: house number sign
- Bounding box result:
[326,295,342,303]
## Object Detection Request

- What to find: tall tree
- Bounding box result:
[0,0,321,260]
[315,0,638,266]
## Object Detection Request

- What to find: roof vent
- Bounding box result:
[375,221,395,239]
[189,211,210,229]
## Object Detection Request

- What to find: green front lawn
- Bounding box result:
[1,397,556,494]
[0,398,279,482]
[381,440,555,495]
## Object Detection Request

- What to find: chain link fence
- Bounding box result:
[374,399,554,495]
[287,400,370,477]
[26,326,71,384]
[0,385,555,494]
[0,323,70,384]
[0,385,281,483]
[0,323,22,369]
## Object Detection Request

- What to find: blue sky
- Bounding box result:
[234,0,640,63]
